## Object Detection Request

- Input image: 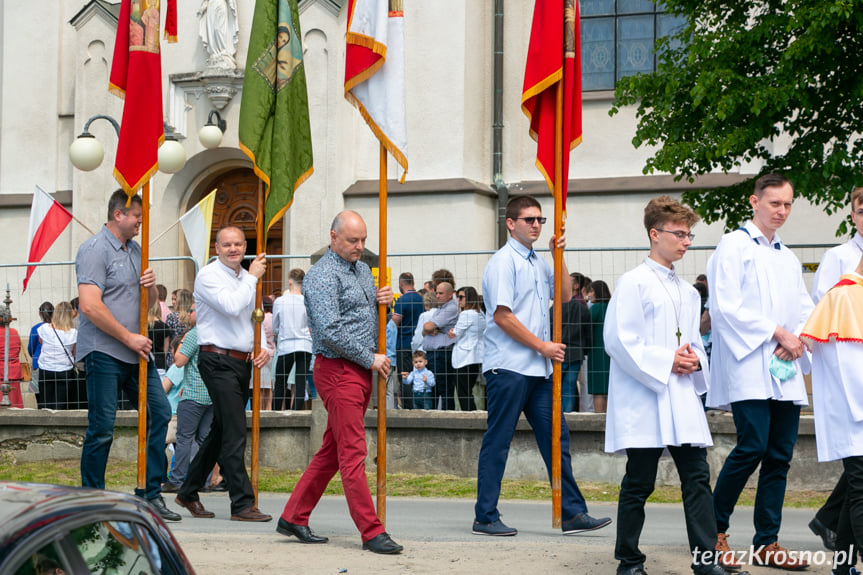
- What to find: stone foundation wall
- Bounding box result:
[0,405,841,490]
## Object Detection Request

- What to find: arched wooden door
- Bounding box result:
[197,167,284,296]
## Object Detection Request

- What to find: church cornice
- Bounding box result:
[299,0,346,17]
[69,0,120,30]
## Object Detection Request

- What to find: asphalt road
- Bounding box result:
[164,493,837,574]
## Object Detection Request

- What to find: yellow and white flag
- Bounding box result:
[179,189,216,270]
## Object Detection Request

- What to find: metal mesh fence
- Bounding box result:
[0,245,833,412]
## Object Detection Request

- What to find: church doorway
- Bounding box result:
[188,167,284,296]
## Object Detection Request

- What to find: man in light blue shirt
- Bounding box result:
[473,195,611,537]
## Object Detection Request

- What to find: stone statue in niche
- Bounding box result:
[198,0,239,71]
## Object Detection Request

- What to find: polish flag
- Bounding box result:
[24,186,73,292]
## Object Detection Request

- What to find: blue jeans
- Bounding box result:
[80,351,171,500]
[167,399,213,487]
[713,398,800,546]
[475,369,587,524]
[561,360,582,413]
[414,390,434,410]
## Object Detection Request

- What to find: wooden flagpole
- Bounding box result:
[251,178,264,504]
[376,143,388,525]
[137,180,151,491]
[551,69,565,530]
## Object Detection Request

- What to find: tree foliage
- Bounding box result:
[610,0,863,235]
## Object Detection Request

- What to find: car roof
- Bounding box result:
[0,482,164,564]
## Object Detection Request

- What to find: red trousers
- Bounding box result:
[281,356,384,541]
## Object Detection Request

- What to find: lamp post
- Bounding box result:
[198,110,227,149]
[0,286,16,408]
[70,115,188,173]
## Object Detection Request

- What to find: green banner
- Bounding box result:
[239,0,313,235]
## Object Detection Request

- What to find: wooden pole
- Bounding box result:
[551,73,565,529]
[376,143,388,525]
[251,178,264,505]
[137,180,151,491]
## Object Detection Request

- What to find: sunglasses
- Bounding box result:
[512,216,547,225]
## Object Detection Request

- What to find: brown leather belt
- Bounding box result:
[200,344,251,362]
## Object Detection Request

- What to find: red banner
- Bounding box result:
[110,0,164,198]
[521,0,581,209]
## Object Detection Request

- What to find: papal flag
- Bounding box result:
[239,0,314,235]
[522,0,581,210]
[110,0,165,198]
[345,0,408,180]
[179,190,217,270]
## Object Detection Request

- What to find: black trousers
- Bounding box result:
[816,471,848,531]
[39,368,85,410]
[274,352,311,411]
[179,351,253,514]
[427,347,455,410]
[834,459,863,574]
[616,446,716,570]
[454,363,479,411]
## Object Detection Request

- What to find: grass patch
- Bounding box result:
[0,458,828,508]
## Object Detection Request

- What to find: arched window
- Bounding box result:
[581,0,685,91]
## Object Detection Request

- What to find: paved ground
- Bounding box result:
[165,493,839,574]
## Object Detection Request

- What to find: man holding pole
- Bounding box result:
[76,189,178,522]
[473,195,611,536]
[276,210,403,555]
[175,226,272,522]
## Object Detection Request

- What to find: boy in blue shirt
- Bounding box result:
[403,350,435,410]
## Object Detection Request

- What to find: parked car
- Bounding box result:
[0,481,195,574]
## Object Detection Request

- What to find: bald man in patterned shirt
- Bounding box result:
[276,211,403,555]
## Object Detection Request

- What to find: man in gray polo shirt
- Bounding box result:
[76,189,179,522]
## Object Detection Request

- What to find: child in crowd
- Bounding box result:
[403,350,435,410]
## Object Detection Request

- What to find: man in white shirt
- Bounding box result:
[473,195,610,537]
[175,226,272,522]
[706,174,814,570]
[605,196,722,575]
[807,186,863,551]
[422,281,459,409]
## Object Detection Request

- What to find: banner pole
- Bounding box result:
[376,142,388,525]
[251,178,264,505]
[137,180,151,492]
[551,72,565,530]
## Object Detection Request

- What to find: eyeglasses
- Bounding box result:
[190,308,196,312]
[512,216,547,225]
[655,228,695,241]
[457,295,465,300]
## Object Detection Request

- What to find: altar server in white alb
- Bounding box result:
[801,253,863,575]
[706,173,814,571]
[811,187,863,303]
[807,187,863,553]
[604,196,723,575]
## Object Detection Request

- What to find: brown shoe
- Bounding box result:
[714,532,741,571]
[231,506,272,522]
[752,541,809,571]
[174,496,215,518]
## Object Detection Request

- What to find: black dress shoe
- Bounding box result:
[809,517,838,551]
[362,532,403,555]
[616,565,647,575]
[149,496,181,522]
[277,518,328,543]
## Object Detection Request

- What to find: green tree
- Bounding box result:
[610,0,863,235]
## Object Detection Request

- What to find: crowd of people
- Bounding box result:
[7,175,863,573]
